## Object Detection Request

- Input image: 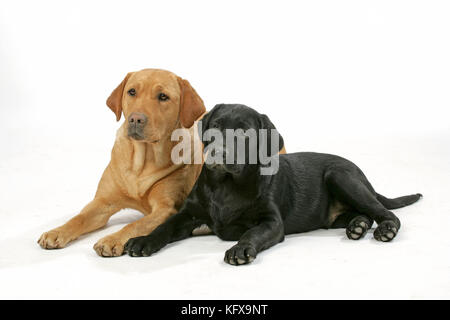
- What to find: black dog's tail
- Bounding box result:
[376,193,423,210]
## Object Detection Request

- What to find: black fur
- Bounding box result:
[124,104,422,265]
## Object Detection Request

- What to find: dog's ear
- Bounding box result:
[259,114,285,157]
[199,104,221,130]
[197,104,221,142]
[177,77,206,128]
[106,72,133,121]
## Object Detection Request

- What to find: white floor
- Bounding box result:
[0,128,449,300]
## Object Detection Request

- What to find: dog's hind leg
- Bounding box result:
[330,212,374,240]
[325,169,400,242]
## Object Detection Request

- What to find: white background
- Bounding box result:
[1,0,449,299]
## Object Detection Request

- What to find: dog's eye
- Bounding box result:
[127,88,136,96]
[158,93,169,101]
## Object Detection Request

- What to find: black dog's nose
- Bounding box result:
[210,147,229,159]
[128,112,148,127]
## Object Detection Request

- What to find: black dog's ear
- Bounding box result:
[198,104,222,141]
[259,114,285,157]
[197,110,211,141]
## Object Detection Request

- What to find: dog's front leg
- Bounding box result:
[93,199,178,257]
[38,197,122,249]
[124,209,204,257]
[224,212,284,266]
[38,165,125,250]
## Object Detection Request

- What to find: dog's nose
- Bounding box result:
[128,112,148,127]
[210,147,229,159]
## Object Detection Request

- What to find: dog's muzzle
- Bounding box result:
[128,112,147,140]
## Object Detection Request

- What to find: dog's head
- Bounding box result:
[199,104,284,176]
[106,69,205,143]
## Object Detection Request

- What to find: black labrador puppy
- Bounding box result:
[124,104,422,265]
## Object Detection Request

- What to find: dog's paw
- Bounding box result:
[38,228,72,249]
[346,216,371,240]
[374,220,398,242]
[94,235,126,257]
[124,236,161,257]
[224,243,257,266]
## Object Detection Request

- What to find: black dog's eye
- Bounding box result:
[127,88,136,96]
[158,93,169,101]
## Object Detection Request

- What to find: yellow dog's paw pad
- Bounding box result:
[38,230,71,249]
[93,237,125,257]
